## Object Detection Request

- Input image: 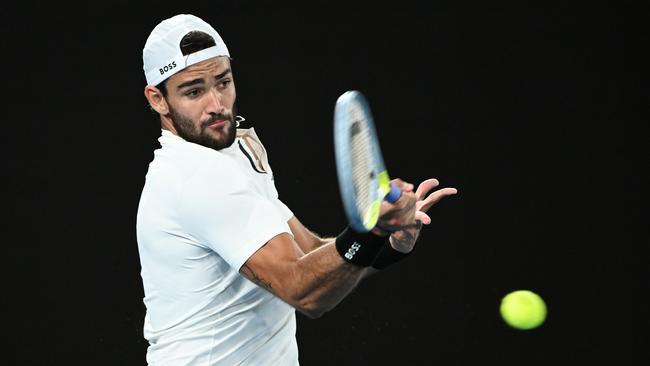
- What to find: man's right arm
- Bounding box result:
[286,216,384,279]
[240,182,418,318]
[240,232,368,319]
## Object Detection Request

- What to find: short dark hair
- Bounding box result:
[156,31,217,97]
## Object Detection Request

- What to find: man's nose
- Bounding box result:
[205,88,225,114]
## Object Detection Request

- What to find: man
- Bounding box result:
[137,13,457,365]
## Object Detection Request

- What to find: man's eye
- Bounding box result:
[186,89,201,97]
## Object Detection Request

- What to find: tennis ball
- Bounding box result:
[499,290,547,330]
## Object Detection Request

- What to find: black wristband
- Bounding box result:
[371,241,413,270]
[335,227,387,267]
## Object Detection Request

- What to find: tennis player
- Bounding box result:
[136,13,457,365]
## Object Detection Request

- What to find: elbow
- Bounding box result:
[296,305,327,319]
[303,311,324,319]
[293,297,333,319]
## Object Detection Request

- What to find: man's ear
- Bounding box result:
[144,85,169,115]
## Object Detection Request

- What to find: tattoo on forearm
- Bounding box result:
[242,265,273,291]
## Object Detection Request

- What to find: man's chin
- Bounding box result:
[203,124,236,150]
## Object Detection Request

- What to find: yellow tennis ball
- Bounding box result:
[499,290,547,330]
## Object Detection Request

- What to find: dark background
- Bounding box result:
[3,1,647,365]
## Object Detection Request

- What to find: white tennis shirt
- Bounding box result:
[136,128,298,365]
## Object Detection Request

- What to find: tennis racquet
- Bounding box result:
[333,90,402,233]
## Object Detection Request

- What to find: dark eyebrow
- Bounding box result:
[176,68,232,90]
[177,78,204,90]
[215,68,232,80]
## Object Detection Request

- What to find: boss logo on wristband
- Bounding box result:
[335,227,386,267]
[344,242,362,260]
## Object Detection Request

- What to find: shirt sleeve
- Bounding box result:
[178,157,292,271]
[273,198,294,222]
[264,173,294,223]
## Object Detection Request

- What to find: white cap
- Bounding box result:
[143,14,230,86]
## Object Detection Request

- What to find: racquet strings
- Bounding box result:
[347,102,375,225]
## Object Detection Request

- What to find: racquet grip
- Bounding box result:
[385,182,402,203]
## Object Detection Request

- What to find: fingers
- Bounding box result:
[379,178,457,253]
[419,187,458,213]
[382,190,417,218]
[415,178,439,200]
[390,178,414,193]
[378,178,418,229]
[383,178,416,213]
[414,211,431,225]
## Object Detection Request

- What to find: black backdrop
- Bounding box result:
[3,1,647,365]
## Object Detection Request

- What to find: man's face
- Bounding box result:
[164,56,237,150]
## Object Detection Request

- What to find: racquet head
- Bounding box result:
[333,90,400,233]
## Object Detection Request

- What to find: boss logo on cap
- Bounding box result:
[159,61,178,75]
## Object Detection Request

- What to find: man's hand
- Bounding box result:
[373,179,418,237]
[388,178,457,253]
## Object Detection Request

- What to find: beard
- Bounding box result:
[168,105,238,151]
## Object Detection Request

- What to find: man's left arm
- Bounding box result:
[288,216,334,254]
[287,178,457,270]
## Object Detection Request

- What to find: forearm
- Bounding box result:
[241,231,378,319]
[306,233,414,284]
[245,218,391,317]
[290,241,368,317]
[295,232,383,283]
